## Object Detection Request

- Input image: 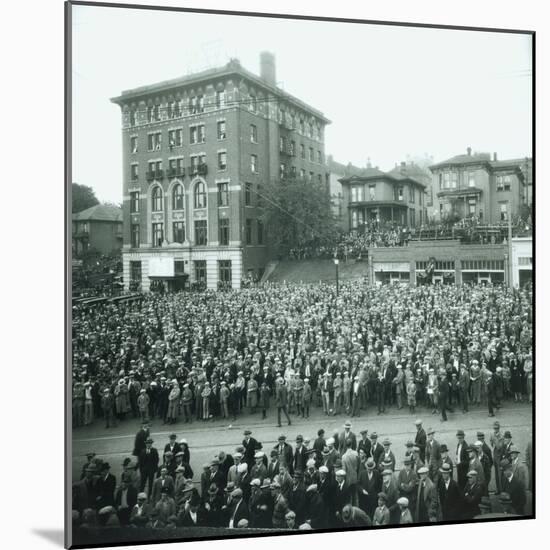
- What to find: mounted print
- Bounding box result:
[66,1,534,548]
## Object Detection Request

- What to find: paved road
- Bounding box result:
[72,402,533,488]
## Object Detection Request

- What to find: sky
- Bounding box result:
[71,5,532,203]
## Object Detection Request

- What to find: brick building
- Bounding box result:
[339,162,428,231]
[111,53,330,291]
[428,148,528,224]
[72,204,123,256]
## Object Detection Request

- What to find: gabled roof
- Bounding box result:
[73,204,122,222]
[339,168,426,189]
[429,152,491,170]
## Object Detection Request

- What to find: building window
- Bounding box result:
[152,186,163,212]
[147,105,160,123]
[290,166,297,179]
[167,100,181,119]
[351,185,363,203]
[280,136,286,154]
[258,219,264,244]
[194,220,207,245]
[194,181,207,209]
[189,95,204,114]
[309,147,314,161]
[147,160,162,180]
[468,198,476,215]
[290,141,296,156]
[318,174,322,184]
[500,202,508,221]
[130,191,140,213]
[168,158,185,178]
[246,219,253,245]
[129,110,137,127]
[174,260,185,275]
[309,171,314,182]
[300,168,306,179]
[251,154,258,173]
[249,92,257,112]
[300,144,305,159]
[131,224,140,248]
[148,132,162,151]
[280,163,287,180]
[218,151,227,171]
[219,218,229,245]
[300,119,305,134]
[245,182,252,206]
[152,222,164,247]
[219,260,232,284]
[443,172,458,189]
[410,187,415,203]
[217,120,226,140]
[172,184,184,210]
[518,256,532,266]
[317,150,323,164]
[369,185,375,200]
[173,221,185,243]
[250,124,258,143]
[130,136,138,153]
[397,187,404,201]
[190,126,198,144]
[218,182,229,207]
[216,90,226,109]
[194,260,206,284]
[468,172,476,187]
[497,175,511,191]
[168,129,182,148]
[131,164,139,181]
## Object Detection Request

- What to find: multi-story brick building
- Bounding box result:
[72,204,123,256]
[339,162,428,231]
[428,148,528,224]
[111,53,330,291]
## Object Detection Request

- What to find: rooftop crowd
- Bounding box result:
[73,419,532,532]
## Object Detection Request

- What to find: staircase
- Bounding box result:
[267,259,369,284]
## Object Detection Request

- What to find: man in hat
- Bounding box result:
[201,483,224,527]
[392,365,405,410]
[425,428,442,483]
[294,435,308,473]
[486,370,497,417]
[101,388,116,428]
[304,483,326,529]
[458,364,470,413]
[373,492,390,526]
[333,372,343,415]
[501,460,527,515]
[380,468,399,523]
[181,383,193,423]
[369,432,384,465]
[247,478,262,526]
[151,466,175,505]
[415,466,439,523]
[397,497,413,524]
[437,463,461,521]
[341,438,360,505]
[274,435,294,475]
[439,444,453,477]
[288,470,307,524]
[378,438,396,472]
[208,458,226,492]
[271,481,289,528]
[455,429,469,490]
[133,420,150,457]
[226,487,249,528]
[253,480,274,528]
[177,490,202,526]
[508,445,528,491]
[338,420,357,454]
[317,465,335,519]
[462,470,483,519]
[320,372,332,415]
[477,432,493,489]
[267,450,281,481]
[322,437,340,474]
[334,469,352,524]
[130,492,153,526]
[80,452,96,480]
[313,429,327,465]
[397,456,418,512]
[73,463,98,514]
[414,420,427,463]
[138,437,160,496]
[358,457,381,518]
[115,472,138,525]
[490,421,505,494]
[275,378,291,427]
[164,433,182,457]
[341,503,372,527]
[242,430,261,470]
[251,452,267,484]
[357,429,371,458]
[438,372,451,422]
[468,444,485,487]
[96,462,116,509]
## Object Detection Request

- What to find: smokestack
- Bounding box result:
[260,51,276,87]
[467,147,472,156]
[493,152,498,161]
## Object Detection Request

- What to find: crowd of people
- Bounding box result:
[72,418,532,533]
[72,282,532,429]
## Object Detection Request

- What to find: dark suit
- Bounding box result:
[334,480,353,518]
[164,442,183,456]
[115,485,138,525]
[288,483,307,524]
[455,440,469,490]
[502,475,526,515]
[306,490,327,529]
[139,447,160,495]
[72,478,97,513]
[462,480,483,519]
[96,472,116,508]
[151,475,175,504]
[357,438,372,458]
[267,460,280,481]
[438,478,462,521]
[294,446,308,474]
[228,498,249,527]
[415,428,427,462]
[318,476,336,520]
[273,442,294,474]
[243,437,260,469]
[370,441,384,465]
[133,428,150,457]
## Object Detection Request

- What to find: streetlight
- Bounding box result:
[334,258,339,296]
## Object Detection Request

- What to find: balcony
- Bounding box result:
[189,163,208,176]
[146,170,164,181]
[280,147,294,157]
[167,168,185,178]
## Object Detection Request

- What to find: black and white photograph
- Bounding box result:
[66,1,534,547]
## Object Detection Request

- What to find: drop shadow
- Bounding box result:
[33,529,65,546]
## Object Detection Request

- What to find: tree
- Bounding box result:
[260,176,339,255]
[72,183,99,213]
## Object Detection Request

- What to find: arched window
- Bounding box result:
[152,186,163,212]
[194,181,207,209]
[172,183,184,211]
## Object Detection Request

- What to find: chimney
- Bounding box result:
[467,147,472,156]
[367,157,372,169]
[493,152,498,161]
[400,161,406,174]
[260,51,276,87]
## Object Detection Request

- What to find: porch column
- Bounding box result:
[391,207,394,222]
